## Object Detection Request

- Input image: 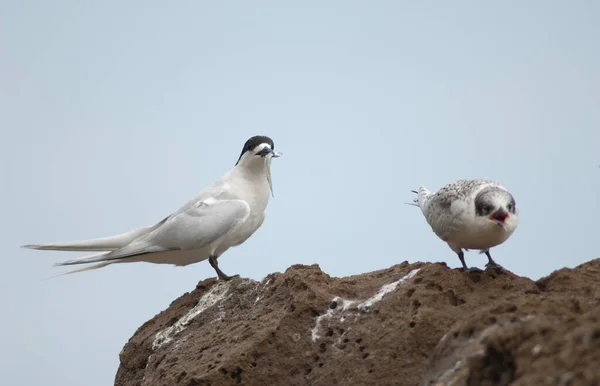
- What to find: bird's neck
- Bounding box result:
[227,162,271,206]
[235,155,269,173]
[231,161,269,181]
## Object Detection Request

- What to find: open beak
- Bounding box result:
[490,210,509,225]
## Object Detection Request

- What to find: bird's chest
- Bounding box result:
[451,219,509,249]
[227,180,270,242]
[225,208,266,249]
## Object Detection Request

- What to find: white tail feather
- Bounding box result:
[22,218,167,252]
[53,251,113,266]
[412,186,431,211]
[50,261,114,278]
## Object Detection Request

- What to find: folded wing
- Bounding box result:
[55,199,251,267]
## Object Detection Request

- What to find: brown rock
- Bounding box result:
[114,259,600,386]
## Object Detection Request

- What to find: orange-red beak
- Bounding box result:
[490,210,509,223]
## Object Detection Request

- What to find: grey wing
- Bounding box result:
[172,181,232,215]
[422,179,498,241]
[422,199,463,242]
[147,199,251,250]
[97,199,251,261]
[434,179,495,205]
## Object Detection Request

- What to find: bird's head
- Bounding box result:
[235,135,281,167]
[235,135,282,195]
[474,186,519,232]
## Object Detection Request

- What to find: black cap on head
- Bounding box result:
[236,135,275,165]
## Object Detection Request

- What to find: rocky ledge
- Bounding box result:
[115,259,600,386]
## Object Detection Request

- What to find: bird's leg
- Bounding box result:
[484,250,502,270]
[457,250,469,270]
[458,250,482,273]
[208,256,239,281]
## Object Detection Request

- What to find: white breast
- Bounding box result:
[211,172,271,256]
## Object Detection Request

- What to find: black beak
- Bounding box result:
[256,147,273,157]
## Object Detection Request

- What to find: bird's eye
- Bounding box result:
[483,205,493,214]
[507,203,515,213]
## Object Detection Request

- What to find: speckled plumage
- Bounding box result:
[412,179,519,271]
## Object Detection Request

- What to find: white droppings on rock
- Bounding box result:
[152,281,230,350]
[310,269,421,342]
[521,314,536,322]
[438,360,463,384]
[336,327,351,345]
[357,269,420,312]
[311,297,358,341]
[254,277,273,304]
[311,297,341,341]
[339,300,356,322]
[145,354,154,369]
[440,332,449,343]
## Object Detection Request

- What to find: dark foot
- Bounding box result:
[457,250,482,272]
[208,256,239,281]
[485,261,503,270]
[218,273,240,281]
[484,251,503,271]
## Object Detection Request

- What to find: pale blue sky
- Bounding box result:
[1,1,599,385]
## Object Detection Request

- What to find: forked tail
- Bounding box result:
[406,186,431,212]
[50,261,114,278]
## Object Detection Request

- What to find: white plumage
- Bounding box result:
[411,179,519,272]
[23,135,282,280]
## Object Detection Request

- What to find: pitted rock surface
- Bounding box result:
[115,259,600,386]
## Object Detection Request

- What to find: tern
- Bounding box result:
[409,179,519,272]
[23,135,282,280]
